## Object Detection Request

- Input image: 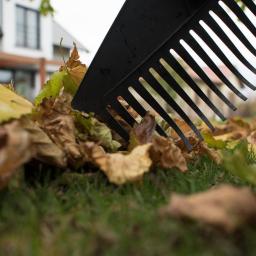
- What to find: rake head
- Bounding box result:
[72,0,256,150]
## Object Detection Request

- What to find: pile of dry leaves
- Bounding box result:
[0,45,222,188]
[1,46,256,232]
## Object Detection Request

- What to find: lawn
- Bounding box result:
[0,157,255,256]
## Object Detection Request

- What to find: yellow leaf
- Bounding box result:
[96,144,152,185]
[0,85,33,123]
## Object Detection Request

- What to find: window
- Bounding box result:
[0,69,35,100]
[16,5,40,49]
[15,71,35,101]
[0,70,12,83]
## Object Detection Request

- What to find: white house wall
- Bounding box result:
[0,0,3,51]
[2,0,53,59]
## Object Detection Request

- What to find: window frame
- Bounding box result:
[16,5,40,49]
[0,68,36,88]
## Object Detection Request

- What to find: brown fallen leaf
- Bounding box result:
[128,114,188,171]
[20,118,67,168]
[176,134,222,164]
[36,92,84,167]
[168,118,193,139]
[213,118,250,141]
[95,144,152,185]
[60,43,87,85]
[0,121,32,188]
[129,112,156,150]
[160,185,256,232]
[132,112,156,144]
[150,136,188,172]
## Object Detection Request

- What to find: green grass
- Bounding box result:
[0,157,256,256]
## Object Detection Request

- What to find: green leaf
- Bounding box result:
[202,131,227,149]
[39,0,55,16]
[34,71,66,106]
[90,121,121,151]
[34,70,78,106]
[222,140,256,185]
[63,73,79,96]
[0,85,33,123]
[74,112,121,152]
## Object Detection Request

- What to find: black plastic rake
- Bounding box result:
[72,0,256,150]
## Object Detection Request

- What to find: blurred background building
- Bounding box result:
[0,0,89,100]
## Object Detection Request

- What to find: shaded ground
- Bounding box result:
[0,157,255,256]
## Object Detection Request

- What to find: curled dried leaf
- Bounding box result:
[20,118,66,168]
[176,134,222,164]
[95,144,152,185]
[129,112,156,150]
[36,93,83,167]
[150,136,188,172]
[60,43,87,86]
[160,185,256,232]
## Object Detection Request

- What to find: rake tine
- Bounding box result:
[241,0,256,16]
[133,81,194,149]
[123,90,167,137]
[143,70,214,134]
[194,25,256,90]
[175,44,237,110]
[222,0,256,35]
[101,109,130,141]
[110,99,137,128]
[139,76,203,140]
[206,15,256,73]
[188,33,248,101]
[151,64,215,131]
[164,53,226,120]
[214,4,256,57]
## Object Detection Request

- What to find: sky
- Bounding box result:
[51,0,126,63]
